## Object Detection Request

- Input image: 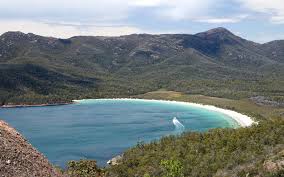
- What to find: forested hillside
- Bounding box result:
[0,27,283,104]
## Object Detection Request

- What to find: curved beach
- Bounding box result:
[73,98,256,127]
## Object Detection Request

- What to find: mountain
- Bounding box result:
[0,28,283,104]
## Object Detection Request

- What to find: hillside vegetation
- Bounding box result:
[106,118,284,177]
[60,119,284,177]
[0,27,283,105]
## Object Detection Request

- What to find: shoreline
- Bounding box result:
[0,98,256,127]
[73,98,256,127]
[0,102,73,108]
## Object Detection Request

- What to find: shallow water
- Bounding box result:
[0,99,239,167]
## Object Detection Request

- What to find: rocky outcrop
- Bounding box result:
[0,120,64,177]
[107,155,123,166]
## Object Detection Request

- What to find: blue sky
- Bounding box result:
[0,0,284,43]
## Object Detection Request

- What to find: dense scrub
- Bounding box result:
[105,119,284,177]
[66,160,104,177]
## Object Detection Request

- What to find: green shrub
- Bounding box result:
[160,159,184,177]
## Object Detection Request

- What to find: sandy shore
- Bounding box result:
[73,98,256,127]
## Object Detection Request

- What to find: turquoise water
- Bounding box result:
[0,99,239,167]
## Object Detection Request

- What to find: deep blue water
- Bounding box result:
[0,99,239,167]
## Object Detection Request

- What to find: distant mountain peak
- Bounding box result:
[0,31,56,44]
[1,31,25,37]
[0,31,35,41]
[195,27,234,38]
[206,27,232,33]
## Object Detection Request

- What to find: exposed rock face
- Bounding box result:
[0,120,64,177]
[107,155,123,166]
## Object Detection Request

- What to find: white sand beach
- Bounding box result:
[73,98,256,127]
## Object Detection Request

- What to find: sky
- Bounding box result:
[0,0,284,43]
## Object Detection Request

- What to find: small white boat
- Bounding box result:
[172,117,185,130]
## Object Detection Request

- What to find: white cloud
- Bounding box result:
[0,0,269,38]
[197,18,240,24]
[0,20,142,38]
[196,15,248,24]
[151,0,219,20]
[0,0,226,37]
[270,16,284,24]
[237,0,284,24]
[130,0,162,7]
[0,0,130,22]
[0,0,222,22]
[0,0,239,37]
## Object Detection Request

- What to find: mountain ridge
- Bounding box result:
[0,27,283,104]
[1,27,282,45]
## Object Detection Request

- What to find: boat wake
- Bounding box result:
[172,117,185,132]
